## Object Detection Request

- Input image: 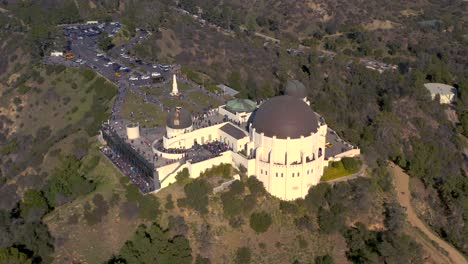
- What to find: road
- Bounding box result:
[389,162,467,264]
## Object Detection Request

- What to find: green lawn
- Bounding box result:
[188,90,222,109]
[160,96,200,113]
[121,91,167,128]
[321,158,362,181]
[140,86,164,97]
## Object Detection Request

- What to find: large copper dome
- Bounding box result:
[250,96,318,139]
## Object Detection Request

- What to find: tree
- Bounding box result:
[20,189,49,221]
[195,255,211,264]
[0,247,32,264]
[383,202,405,233]
[98,34,114,51]
[117,223,192,264]
[315,255,334,264]
[176,168,190,185]
[165,194,174,210]
[341,157,361,172]
[249,211,272,233]
[235,247,251,264]
[181,179,211,214]
[246,177,266,197]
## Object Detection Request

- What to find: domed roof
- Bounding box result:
[250,96,318,139]
[166,107,192,129]
[226,99,257,113]
[285,80,307,98]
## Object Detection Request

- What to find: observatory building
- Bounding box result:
[102,82,360,200]
[149,89,359,200]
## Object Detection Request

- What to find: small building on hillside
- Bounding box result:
[217,84,239,97]
[424,83,457,104]
[50,51,63,57]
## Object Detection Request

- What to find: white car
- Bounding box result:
[106,61,113,65]
[80,60,86,65]
[75,59,82,63]
[151,72,161,77]
[104,64,110,67]
[152,65,158,69]
[96,53,104,57]
[141,75,150,80]
[129,76,139,81]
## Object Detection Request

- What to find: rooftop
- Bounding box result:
[220,123,248,139]
[424,83,457,95]
[217,84,239,97]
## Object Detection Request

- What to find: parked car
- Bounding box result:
[129,76,139,81]
[141,75,150,80]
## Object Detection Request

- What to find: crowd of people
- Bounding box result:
[203,141,231,156]
[154,139,187,154]
[101,146,155,193]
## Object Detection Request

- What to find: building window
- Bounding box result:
[281,173,283,177]
[276,173,278,177]
[261,169,263,174]
[307,170,309,174]
[298,172,300,177]
[208,134,212,141]
[265,171,268,175]
[292,173,295,177]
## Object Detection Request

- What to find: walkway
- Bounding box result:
[323,164,366,185]
[389,162,467,264]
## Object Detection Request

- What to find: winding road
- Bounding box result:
[389,162,467,264]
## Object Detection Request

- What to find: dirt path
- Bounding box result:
[389,162,467,264]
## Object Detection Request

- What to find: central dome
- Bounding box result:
[250,96,318,139]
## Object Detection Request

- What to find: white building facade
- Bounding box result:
[151,95,341,200]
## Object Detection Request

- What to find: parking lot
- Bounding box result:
[54,22,174,87]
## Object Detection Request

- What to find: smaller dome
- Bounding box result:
[285,80,307,98]
[225,99,257,113]
[166,107,192,129]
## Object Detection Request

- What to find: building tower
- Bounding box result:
[171,74,180,96]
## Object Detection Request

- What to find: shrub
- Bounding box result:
[13,97,22,106]
[315,255,334,264]
[183,178,211,214]
[234,247,251,264]
[249,211,272,233]
[221,193,243,217]
[17,84,31,94]
[242,194,256,213]
[279,201,299,215]
[246,177,266,197]
[228,180,244,196]
[165,194,174,210]
[176,168,190,184]
[341,157,361,172]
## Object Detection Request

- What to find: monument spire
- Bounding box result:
[171,74,179,96]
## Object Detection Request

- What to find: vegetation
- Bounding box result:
[344,223,422,263]
[0,0,467,262]
[249,211,272,233]
[98,34,114,51]
[109,223,192,264]
[177,178,212,214]
[322,158,362,181]
[234,247,251,264]
[175,168,190,184]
